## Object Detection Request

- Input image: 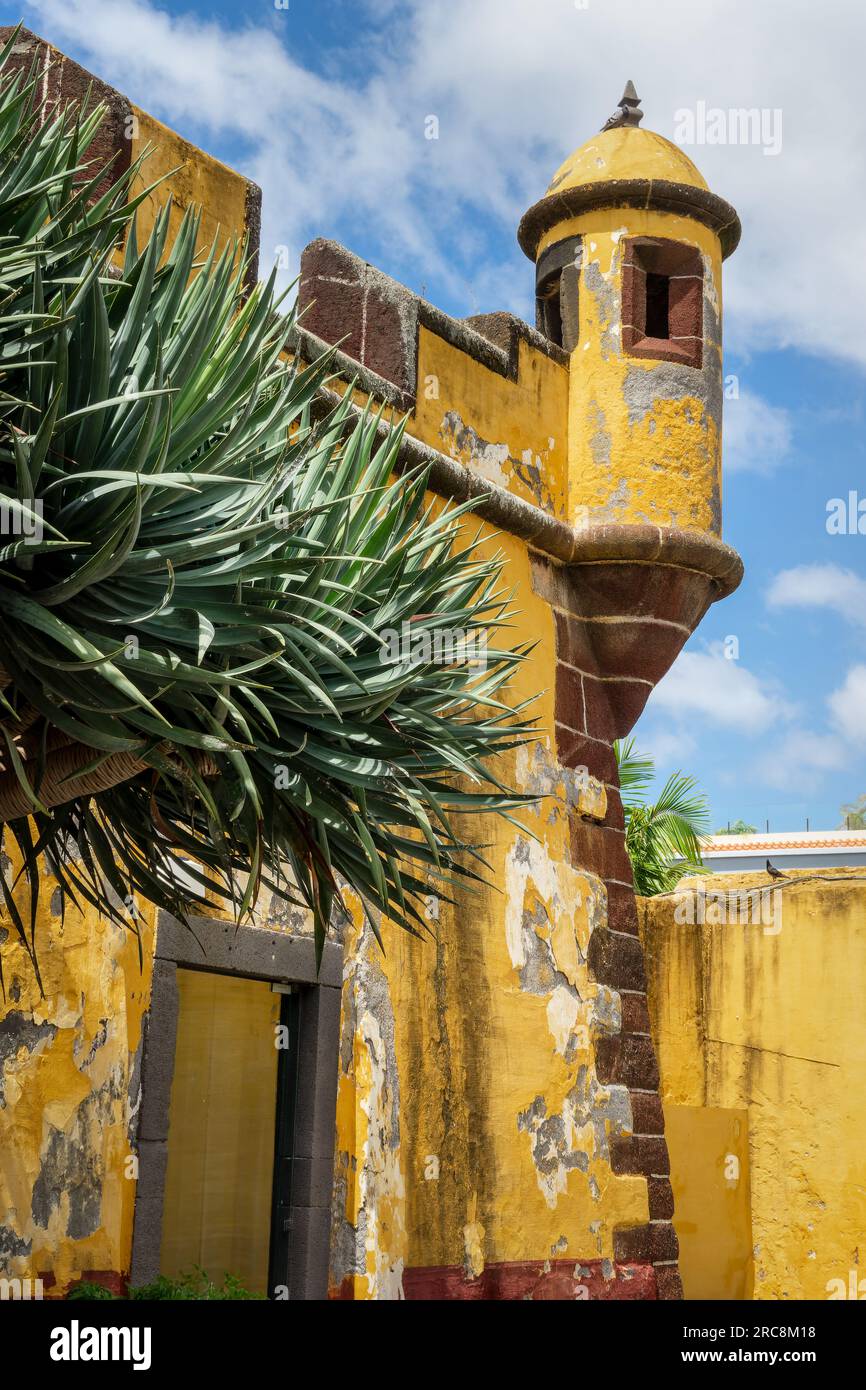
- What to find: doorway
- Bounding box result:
[159,970,288,1295]
[130,916,342,1301]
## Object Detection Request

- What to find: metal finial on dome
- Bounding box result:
[600,81,643,132]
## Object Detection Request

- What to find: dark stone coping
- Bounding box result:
[308,380,744,600]
[424,300,568,372]
[518,178,742,262]
[294,323,414,413]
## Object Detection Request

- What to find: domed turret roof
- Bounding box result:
[546,126,709,198]
[518,83,740,262]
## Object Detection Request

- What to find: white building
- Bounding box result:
[700,830,866,873]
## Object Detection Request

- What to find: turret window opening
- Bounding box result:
[535,235,582,353]
[622,237,704,369]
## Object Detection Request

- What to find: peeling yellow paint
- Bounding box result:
[0,845,155,1296]
[413,328,569,519]
[576,776,607,823]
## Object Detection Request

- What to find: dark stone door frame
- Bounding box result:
[130,911,343,1300]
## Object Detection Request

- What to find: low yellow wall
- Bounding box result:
[640,870,866,1300]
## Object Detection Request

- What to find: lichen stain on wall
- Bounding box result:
[0,847,154,1294]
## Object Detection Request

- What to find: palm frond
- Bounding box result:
[614,735,654,801]
[614,742,710,896]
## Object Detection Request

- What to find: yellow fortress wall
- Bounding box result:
[328,536,651,1300]
[1,42,747,1301]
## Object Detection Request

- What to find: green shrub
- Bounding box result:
[66,1281,119,1300]
[130,1268,264,1300]
[66,1267,263,1300]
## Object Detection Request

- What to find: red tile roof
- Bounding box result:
[705,833,866,852]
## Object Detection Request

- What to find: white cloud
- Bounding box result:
[753,727,849,791]
[766,564,866,626]
[828,664,866,745]
[647,644,794,734]
[23,0,440,292]
[640,728,697,770]
[740,664,866,790]
[724,389,791,473]
[20,0,866,367]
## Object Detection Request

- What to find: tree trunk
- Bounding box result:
[0,742,150,821]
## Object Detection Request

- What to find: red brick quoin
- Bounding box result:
[541,553,711,1302]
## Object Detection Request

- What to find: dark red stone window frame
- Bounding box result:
[621,237,703,369]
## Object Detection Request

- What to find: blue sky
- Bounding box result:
[14,0,866,832]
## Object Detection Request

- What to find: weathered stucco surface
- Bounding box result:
[0,846,155,1295]
[2,32,742,1302]
[540,207,723,535]
[328,530,651,1299]
[641,871,866,1300]
[413,326,569,519]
